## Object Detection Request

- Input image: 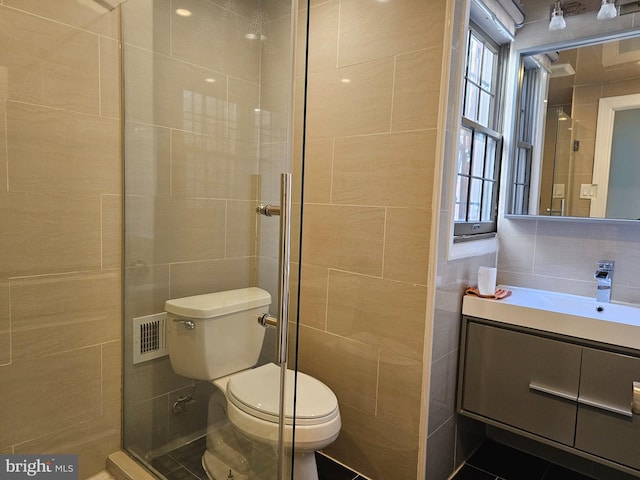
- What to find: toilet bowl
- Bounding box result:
[165,288,341,480]
[211,363,340,479]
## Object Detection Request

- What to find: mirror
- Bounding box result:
[511,35,640,220]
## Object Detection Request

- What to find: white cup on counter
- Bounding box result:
[478,266,497,296]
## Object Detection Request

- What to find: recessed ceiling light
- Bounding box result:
[245,33,259,40]
[341,78,351,83]
[205,78,216,83]
[175,8,192,17]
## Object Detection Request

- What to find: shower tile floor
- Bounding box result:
[150,438,208,480]
[150,436,363,480]
[453,441,599,480]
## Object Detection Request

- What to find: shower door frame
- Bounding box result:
[120,0,308,477]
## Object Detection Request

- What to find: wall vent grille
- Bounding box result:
[133,313,168,364]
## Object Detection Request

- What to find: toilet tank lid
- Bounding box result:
[165,287,271,319]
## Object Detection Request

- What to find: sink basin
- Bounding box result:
[462,286,640,350]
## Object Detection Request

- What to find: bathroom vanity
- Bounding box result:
[457,287,640,476]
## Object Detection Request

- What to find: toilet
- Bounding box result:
[165,287,341,480]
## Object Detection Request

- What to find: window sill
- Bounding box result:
[453,232,497,243]
[448,234,499,261]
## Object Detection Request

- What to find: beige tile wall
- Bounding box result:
[298,0,446,478]
[0,4,123,477]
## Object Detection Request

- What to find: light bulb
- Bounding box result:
[549,8,566,30]
[597,0,617,20]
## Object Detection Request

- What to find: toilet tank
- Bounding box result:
[165,287,272,380]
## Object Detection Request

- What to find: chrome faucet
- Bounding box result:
[594,260,614,303]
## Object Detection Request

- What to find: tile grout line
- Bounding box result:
[4,100,8,192]
[98,35,103,116]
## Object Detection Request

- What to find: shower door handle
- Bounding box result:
[276,173,292,365]
[256,173,292,365]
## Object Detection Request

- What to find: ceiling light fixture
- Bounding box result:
[549,0,619,31]
[175,8,192,17]
[597,0,617,20]
[549,1,566,30]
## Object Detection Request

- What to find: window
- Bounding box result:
[510,65,539,215]
[454,25,506,239]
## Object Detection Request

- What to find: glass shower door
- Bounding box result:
[541,107,572,216]
[121,0,305,478]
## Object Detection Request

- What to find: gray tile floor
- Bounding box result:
[150,437,363,480]
[453,441,597,480]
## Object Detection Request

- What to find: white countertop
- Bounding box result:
[462,286,640,351]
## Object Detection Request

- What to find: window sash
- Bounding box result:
[454,119,502,236]
[463,28,500,130]
[455,24,505,238]
[511,142,532,215]
[510,66,539,215]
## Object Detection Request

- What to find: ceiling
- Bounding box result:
[512,0,640,105]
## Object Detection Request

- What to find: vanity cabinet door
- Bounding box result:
[575,348,640,470]
[462,322,582,445]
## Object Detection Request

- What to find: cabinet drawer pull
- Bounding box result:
[528,383,578,401]
[633,382,640,415]
[578,396,633,418]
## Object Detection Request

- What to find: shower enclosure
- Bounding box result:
[121,0,306,478]
[541,107,573,216]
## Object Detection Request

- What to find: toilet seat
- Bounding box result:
[227,363,339,426]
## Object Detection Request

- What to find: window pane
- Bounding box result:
[519,68,538,144]
[517,149,528,183]
[468,178,482,221]
[468,35,482,84]
[481,180,495,221]
[455,175,469,221]
[471,133,486,178]
[481,47,495,90]
[513,185,525,214]
[485,137,497,180]
[464,84,479,122]
[478,91,492,126]
[458,127,472,176]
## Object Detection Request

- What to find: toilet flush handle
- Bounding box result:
[174,319,195,330]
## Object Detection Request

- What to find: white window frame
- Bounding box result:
[453,23,507,241]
